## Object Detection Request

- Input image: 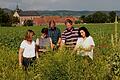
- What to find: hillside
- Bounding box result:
[2,8,120,16]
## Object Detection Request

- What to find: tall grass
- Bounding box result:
[0,24,120,80]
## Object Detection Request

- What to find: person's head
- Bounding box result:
[78,27,90,38]
[49,20,56,29]
[65,19,73,30]
[41,28,48,38]
[24,30,35,41]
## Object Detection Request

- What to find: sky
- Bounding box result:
[0,0,120,11]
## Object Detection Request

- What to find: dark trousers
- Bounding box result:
[22,57,36,70]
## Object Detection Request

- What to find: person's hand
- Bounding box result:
[19,63,22,68]
[79,46,83,50]
[43,49,47,52]
[51,44,55,49]
[83,47,92,51]
[57,43,60,46]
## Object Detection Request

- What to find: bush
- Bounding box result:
[1,23,12,27]
[75,20,81,24]
[24,20,33,26]
[31,49,111,80]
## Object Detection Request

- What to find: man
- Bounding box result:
[48,20,61,50]
[61,19,79,49]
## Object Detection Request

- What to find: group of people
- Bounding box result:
[18,19,95,70]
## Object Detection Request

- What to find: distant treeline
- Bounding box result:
[0,8,120,26]
[0,8,19,26]
[75,11,119,24]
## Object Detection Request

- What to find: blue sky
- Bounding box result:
[0,0,120,11]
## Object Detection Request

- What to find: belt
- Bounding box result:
[23,56,36,60]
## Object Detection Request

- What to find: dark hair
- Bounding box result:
[49,20,56,28]
[78,27,90,37]
[65,19,73,25]
[24,29,35,40]
[41,28,48,35]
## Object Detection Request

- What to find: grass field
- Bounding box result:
[0,23,120,80]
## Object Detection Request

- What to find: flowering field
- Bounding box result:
[0,24,120,80]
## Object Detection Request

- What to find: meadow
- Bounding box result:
[0,23,120,80]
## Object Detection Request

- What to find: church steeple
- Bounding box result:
[16,4,20,12]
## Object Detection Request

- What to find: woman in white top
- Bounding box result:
[74,27,95,60]
[19,30,37,70]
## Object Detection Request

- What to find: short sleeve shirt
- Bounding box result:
[61,27,79,48]
[20,40,36,58]
[76,36,95,59]
[36,37,51,49]
[48,27,61,45]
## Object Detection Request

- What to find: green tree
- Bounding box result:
[75,20,80,24]
[24,20,33,26]
[92,11,108,23]
[85,11,108,23]
[0,8,4,25]
[109,11,116,23]
[0,8,12,26]
[12,17,20,24]
[85,15,94,23]
[80,15,86,23]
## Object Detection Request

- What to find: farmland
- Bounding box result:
[0,23,120,80]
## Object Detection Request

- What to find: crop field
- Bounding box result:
[0,23,120,80]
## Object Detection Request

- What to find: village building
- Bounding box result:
[13,5,79,26]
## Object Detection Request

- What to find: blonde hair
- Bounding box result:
[24,30,35,41]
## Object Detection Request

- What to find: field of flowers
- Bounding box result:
[0,24,120,80]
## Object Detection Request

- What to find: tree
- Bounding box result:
[0,8,4,25]
[109,11,116,23]
[85,11,108,23]
[80,15,86,23]
[0,8,12,26]
[92,11,108,23]
[24,20,33,26]
[85,15,94,23]
[75,20,80,24]
[12,17,20,24]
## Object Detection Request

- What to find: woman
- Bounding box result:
[74,27,95,60]
[48,20,61,50]
[19,30,37,70]
[36,28,53,55]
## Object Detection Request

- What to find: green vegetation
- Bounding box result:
[80,11,117,23]
[0,24,120,80]
[0,8,12,26]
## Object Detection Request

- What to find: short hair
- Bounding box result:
[41,28,48,35]
[65,19,73,25]
[24,29,35,40]
[49,20,56,28]
[78,27,90,37]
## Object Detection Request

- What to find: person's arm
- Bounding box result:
[83,45,94,52]
[57,37,62,47]
[73,38,83,54]
[73,41,81,52]
[61,32,66,46]
[57,29,62,46]
[35,45,39,58]
[49,38,54,49]
[83,36,95,52]
[38,49,48,52]
[35,38,39,58]
[18,48,24,67]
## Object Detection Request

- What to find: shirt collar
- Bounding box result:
[66,27,74,32]
[50,27,56,31]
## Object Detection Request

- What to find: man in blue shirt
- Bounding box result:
[48,20,61,50]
